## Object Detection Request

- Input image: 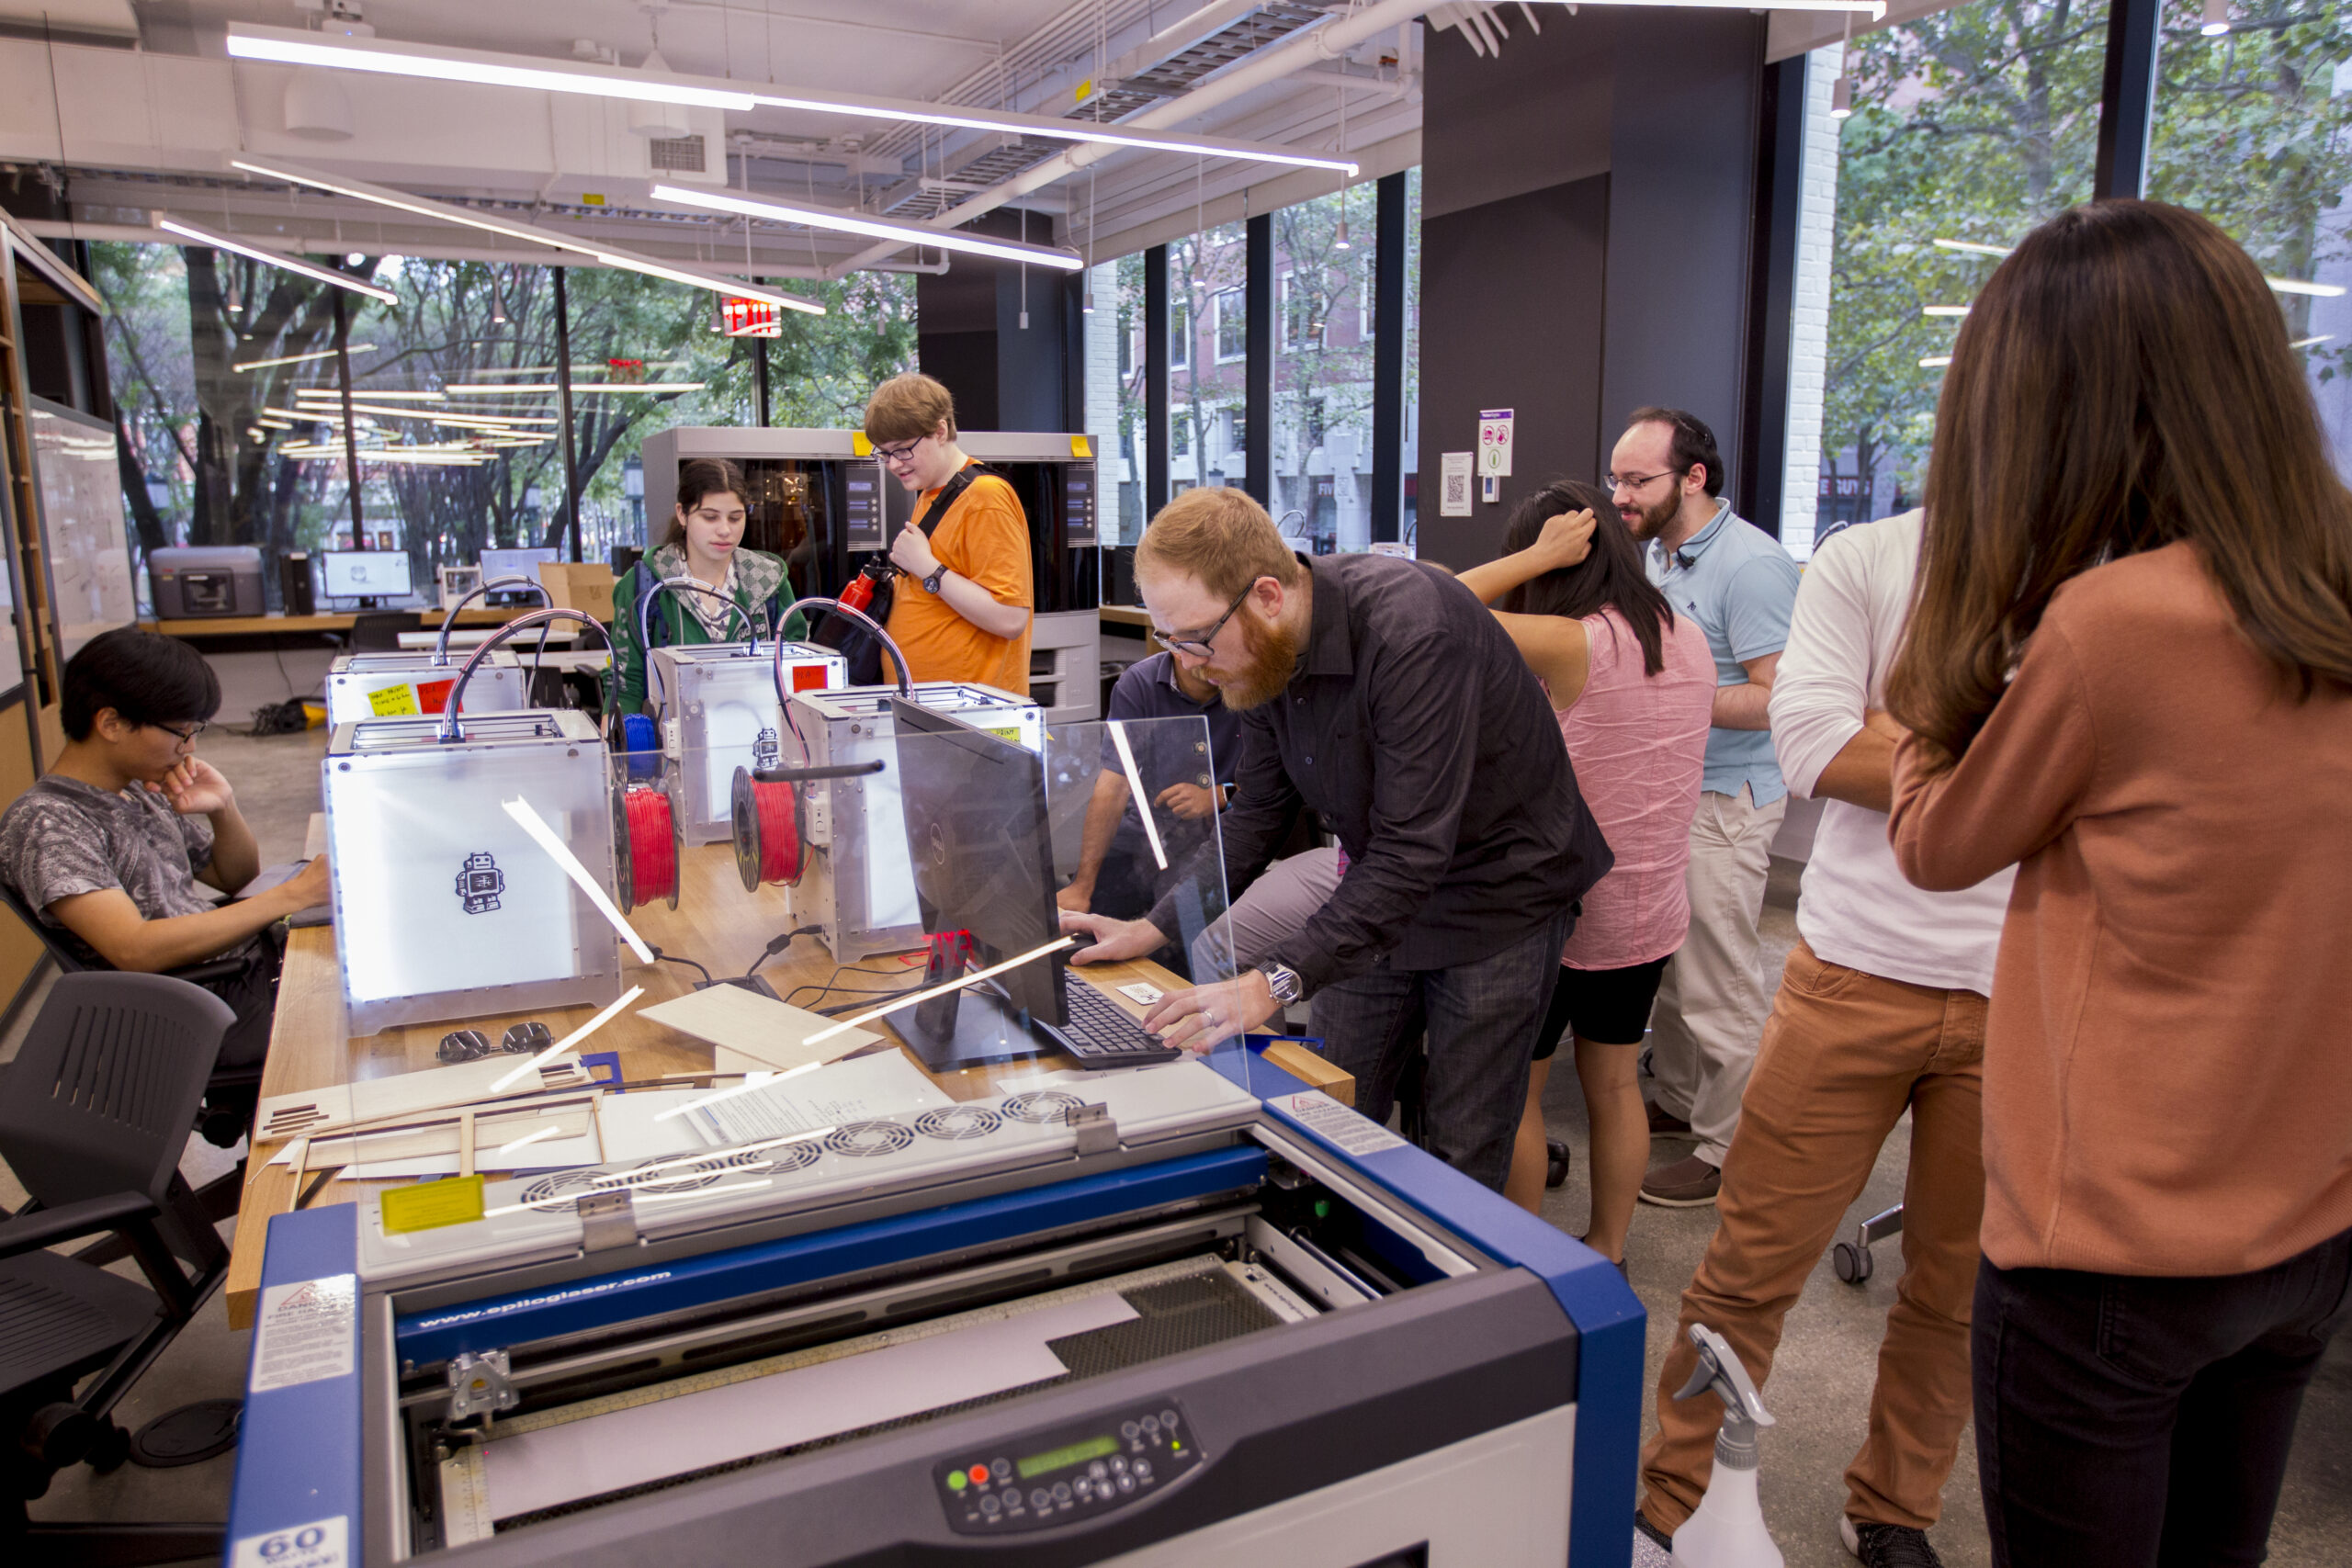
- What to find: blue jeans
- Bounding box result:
[1306,911,1575,1192]
[1973,1226,2352,1567]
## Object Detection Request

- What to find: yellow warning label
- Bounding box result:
[851,433,874,457]
[368,682,421,717]
[1069,434,1092,458]
[380,1175,486,1235]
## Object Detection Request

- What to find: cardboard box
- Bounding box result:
[537,561,617,624]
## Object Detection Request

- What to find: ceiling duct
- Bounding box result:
[282,65,355,141]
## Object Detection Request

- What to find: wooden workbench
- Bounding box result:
[226,837,1347,1329]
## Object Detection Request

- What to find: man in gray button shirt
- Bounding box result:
[1611,408,1802,1207]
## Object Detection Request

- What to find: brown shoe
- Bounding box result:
[1639,1153,1722,1208]
[1645,1100,1693,1138]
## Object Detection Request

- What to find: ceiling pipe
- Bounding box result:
[827,0,1438,276]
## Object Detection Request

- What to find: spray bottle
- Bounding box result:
[1668,1325,1782,1568]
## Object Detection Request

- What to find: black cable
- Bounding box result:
[649,945,712,985]
[741,924,824,981]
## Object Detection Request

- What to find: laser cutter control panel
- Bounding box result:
[933,1399,1203,1534]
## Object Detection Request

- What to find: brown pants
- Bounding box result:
[1640,939,1987,1532]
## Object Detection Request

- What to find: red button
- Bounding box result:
[968,1464,989,1483]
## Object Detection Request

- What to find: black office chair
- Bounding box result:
[0,971,240,1564]
[347,611,421,652]
[0,882,263,1155]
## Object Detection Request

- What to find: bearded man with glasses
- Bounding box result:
[1608,407,1803,1208]
[1061,487,1614,1193]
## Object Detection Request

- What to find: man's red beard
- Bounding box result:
[1211,604,1304,711]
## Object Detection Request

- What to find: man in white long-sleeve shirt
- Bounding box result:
[1634,513,2014,1568]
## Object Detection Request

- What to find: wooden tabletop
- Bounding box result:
[228,836,1347,1328]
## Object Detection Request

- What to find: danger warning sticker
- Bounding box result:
[251,1273,356,1393]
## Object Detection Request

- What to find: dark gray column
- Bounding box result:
[1371,172,1407,544]
[1244,212,1272,507]
[552,268,582,561]
[1737,53,1811,536]
[1145,244,1170,516]
[2095,0,2164,199]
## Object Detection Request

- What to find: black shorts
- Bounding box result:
[1533,953,1672,1059]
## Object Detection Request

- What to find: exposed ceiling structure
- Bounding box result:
[0,0,1888,283]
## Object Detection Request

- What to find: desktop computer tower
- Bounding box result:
[281,551,315,615]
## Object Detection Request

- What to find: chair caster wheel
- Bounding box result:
[85,1419,132,1475]
[1833,1240,1873,1285]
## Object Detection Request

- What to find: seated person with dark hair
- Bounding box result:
[0,627,330,1072]
[1057,650,1240,933]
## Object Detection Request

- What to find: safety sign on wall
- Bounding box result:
[1440,452,1473,517]
[1478,409,1515,478]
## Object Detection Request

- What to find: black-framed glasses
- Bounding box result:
[151,719,207,744]
[1161,582,1259,658]
[874,434,930,466]
[1606,468,1684,495]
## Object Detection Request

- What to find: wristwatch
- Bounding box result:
[1255,960,1305,1007]
[922,563,950,594]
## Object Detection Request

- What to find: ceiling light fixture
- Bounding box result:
[650,185,1084,270]
[224,23,1360,176]
[1919,355,1953,367]
[2290,334,2335,348]
[2200,0,2232,35]
[1922,305,1970,316]
[293,387,446,400]
[158,216,398,303]
[229,157,824,314]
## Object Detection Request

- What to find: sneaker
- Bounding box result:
[1645,1100,1693,1138]
[1639,1153,1723,1207]
[1842,1517,1945,1568]
[1634,1508,1675,1553]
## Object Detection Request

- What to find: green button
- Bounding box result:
[948,1471,967,1491]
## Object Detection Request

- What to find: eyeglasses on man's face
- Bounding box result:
[875,434,931,467]
[1606,467,1684,495]
[151,719,207,745]
[1162,582,1260,659]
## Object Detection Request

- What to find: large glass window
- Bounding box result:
[1802,1,2109,554]
[92,247,913,599]
[1272,186,1378,553]
[2148,0,2352,471]
[1168,222,1247,491]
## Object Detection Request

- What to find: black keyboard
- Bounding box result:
[1047,979,1183,1069]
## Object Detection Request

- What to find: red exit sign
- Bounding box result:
[718,298,783,337]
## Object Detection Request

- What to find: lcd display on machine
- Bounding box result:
[1015,1434,1118,1481]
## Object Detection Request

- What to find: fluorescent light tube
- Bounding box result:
[1919,355,1953,367]
[226,23,1357,175]
[1931,236,2341,297]
[230,157,823,314]
[1922,305,1970,317]
[156,217,398,303]
[232,344,373,372]
[651,185,1084,270]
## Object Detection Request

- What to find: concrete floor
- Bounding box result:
[7,719,2348,1564]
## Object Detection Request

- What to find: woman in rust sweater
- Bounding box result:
[1886,200,2352,1567]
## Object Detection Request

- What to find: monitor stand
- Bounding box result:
[355,597,381,610]
[894,983,1053,1073]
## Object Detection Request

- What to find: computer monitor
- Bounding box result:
[318,550,414,606]
[480,547,560,602]
[889,696,1068,1039]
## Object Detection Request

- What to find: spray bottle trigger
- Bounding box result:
[1673,1325,1776,1429]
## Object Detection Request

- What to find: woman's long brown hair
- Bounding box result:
[1886,199,2352,769]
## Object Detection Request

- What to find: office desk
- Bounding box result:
[145,607,534,639]
[227,836,1347,1328]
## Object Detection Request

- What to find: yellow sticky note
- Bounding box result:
[368,682,420,717]
[380,1174,486,1234]
[851,432,874,457]
[1069,434,1092,458]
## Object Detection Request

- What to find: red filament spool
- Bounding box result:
[621,788,677,908]
[730,767,804,889]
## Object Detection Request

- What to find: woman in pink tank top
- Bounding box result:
[1459,480,1715,1258]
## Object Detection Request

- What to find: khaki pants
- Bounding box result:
[1647,785,1785,1164]
[1640,939,1986,1533]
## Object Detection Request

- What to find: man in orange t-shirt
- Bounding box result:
[862,374,1034,694]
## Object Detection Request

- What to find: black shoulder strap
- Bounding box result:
[913,461,996,538]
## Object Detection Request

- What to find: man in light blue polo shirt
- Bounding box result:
[1612,407,1801,1207]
